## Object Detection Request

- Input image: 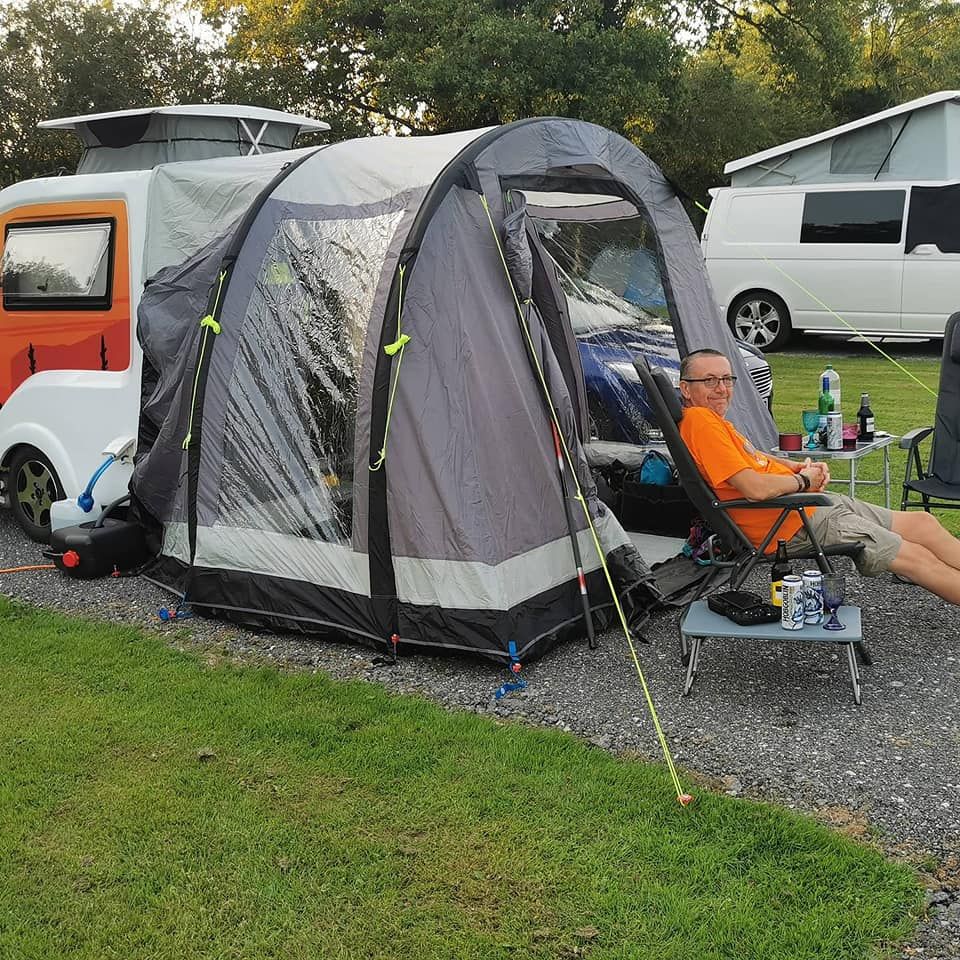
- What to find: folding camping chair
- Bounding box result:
[633,357,865,591]
[633,357,872,700]
[900,311,960,514]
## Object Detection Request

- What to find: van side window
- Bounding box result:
[2,219,114,310]
[800,190,904,244]
[905,185,960,253]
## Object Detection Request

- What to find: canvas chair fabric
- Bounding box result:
[901,311,960,511]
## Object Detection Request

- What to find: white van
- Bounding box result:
[702,180,960,350]
[0,105,326,540]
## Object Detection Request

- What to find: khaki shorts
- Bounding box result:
[786,494,902,577]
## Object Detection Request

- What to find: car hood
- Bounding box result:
[577,327,681,367]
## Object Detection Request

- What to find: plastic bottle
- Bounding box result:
[820,363,841,411]
[817,375,833,441]
[857,392,875,442]
[770,539,792,607]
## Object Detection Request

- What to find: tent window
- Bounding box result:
[829,123,892,175]
[531,213,673,336]
[800,190,904,244]
[906,184,960,253]
[2,219,113,310]
[218,210,404,543]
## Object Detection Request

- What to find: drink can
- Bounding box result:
[826,412,843,450]
[780,575,805,631]
[802,569,824,625]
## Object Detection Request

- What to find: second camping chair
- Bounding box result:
[632,357,865,591]
[901,311,960,513]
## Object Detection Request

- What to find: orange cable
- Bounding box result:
[0,564,56,574]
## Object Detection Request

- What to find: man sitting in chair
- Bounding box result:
[679,348,960,605]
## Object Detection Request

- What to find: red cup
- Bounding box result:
[779,432,803,451]
[842,424,858,450]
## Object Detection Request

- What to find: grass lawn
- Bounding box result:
[0,598,920,959]
[765,348,955,531]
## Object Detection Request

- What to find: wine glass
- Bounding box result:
[801,409,821,450]
[822,574,846,631]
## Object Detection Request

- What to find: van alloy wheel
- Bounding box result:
[730,291,791,352]
[9,447,63,542]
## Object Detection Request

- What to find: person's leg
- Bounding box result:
[888,538,960,605]
[891,510,960,572]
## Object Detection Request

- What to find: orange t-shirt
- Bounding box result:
[679,406,814,551]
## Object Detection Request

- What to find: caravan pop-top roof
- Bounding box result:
[724,90,960,186]
[39,104,329,174]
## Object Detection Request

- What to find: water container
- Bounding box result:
[820,363,841,411]
[50,498,100,534]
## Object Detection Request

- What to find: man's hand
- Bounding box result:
[799,458,830,491]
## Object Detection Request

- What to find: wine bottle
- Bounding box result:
[857,392,875,442]
[770,539,792,607]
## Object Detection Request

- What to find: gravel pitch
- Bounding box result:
[2,513,958,957]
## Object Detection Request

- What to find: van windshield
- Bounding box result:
[530,212,674,339]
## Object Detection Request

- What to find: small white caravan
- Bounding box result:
[0,105,327,539]
[702,90,960,350]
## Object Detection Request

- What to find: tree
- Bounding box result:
[203,0,683,141]
[0,0,226,186]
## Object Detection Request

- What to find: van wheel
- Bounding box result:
[729,291,792,352]
[9,447,63,542]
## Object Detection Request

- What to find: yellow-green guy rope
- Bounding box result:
[480,196,686,802]
[694,199,938,399]
[183,269,227,450]
[370,263,411,471]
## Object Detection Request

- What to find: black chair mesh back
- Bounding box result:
[634,358,751,552]
[930,312,960,484]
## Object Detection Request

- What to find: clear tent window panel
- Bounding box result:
[217,210,404,543]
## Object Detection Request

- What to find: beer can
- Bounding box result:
[802,569,824,625]
[781,575,805,631]
[826,412,843,451]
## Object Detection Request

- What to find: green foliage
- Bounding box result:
[204,0,681,140]
[0,0,225,185]
[0,597,920,958]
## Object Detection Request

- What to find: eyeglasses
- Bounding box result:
[681,375,738,388]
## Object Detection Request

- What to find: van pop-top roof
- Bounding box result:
[724,90,960,186]
[39,104,330,174]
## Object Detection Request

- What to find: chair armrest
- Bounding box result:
[899,427,933,450]
[717,494,833,510]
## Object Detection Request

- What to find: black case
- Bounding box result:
[48,518,150,579]
[707,590,781,625]
[618,478,697,537]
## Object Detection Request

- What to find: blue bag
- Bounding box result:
[639,450,675,486]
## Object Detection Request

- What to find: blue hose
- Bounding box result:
[77,455,115,513]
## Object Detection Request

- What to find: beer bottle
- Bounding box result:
[857,392,875,442]
[770,539,791,607]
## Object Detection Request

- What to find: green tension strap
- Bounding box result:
[370,264,410,471]
[182,270,227,451]
[479,194,686,803]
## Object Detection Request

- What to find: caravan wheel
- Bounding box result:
[9,447,63,543]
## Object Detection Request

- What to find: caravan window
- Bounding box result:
[530,209,673,337]
[2,220,114,310]
[800,190,904,244]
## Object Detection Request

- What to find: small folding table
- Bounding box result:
[679,600,865,704]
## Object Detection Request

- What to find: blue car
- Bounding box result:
[535,219,773,444]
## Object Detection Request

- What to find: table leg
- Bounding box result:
[849,458,856,499]
[845,641,862,706]
[883,445,891,510]
[683,635,700,696]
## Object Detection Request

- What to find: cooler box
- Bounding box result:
[618,477,697,537]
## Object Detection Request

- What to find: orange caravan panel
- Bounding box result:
[0,199,130,404]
